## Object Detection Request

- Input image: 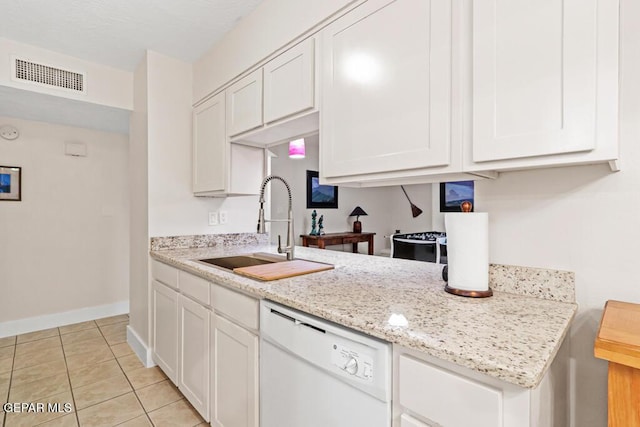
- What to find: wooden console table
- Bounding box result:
[300,232,376,255]
[594,300,640,426]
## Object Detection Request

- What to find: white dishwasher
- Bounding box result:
[260,300,392,427]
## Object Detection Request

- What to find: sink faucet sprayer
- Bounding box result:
[257,175,295,260]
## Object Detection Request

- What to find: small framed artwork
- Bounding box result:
[306,170,338,209]
[440,180,474,212]
[0,166,21,201]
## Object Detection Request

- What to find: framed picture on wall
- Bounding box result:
[440,180,474,212]
[306,170,338,209]
[0,166,21,201]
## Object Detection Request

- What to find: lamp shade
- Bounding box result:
[288,138,305,158]
[349,206,368,217]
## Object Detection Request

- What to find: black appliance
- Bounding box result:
[391,231,447,263]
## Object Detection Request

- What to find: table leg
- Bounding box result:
[352,243,358,253]
[368,236,374,255]
[301,237,309,247]
[318,241,325,249]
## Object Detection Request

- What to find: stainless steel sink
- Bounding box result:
[195,252,286,271]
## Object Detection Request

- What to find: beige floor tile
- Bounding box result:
[104,331,127,346]
[0,346,14,360]
[62,337,107,357]
[134,380,182,412]
[60,329,103,346]
[10,372,70,402]
[65,346,114,371]
[124,366,167,390]
[0,357,14,374]
[13,346,64,371]
[77,392,143,427]
[68,359,122,388]
[73,371,132,410]
[116,415,152,426]
[0,376,9,402]
[4,390,74,427]
[0,336,16,348]
[11,359,67,386]
[110,343,134,358]
[58,321,97,336]
[147,399,203,427]
[15,336,62,358]
[98,322,127,337]
[95,314,129,327]
[117,354,144,373]
[17,328,59,344]
[63,338,110,358]
[36,413,78,426]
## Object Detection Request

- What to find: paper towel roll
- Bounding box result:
[444,213,489,292]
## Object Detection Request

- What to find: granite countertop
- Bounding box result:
[150,243,577,389]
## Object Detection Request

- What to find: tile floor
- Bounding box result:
[0,315,207,427]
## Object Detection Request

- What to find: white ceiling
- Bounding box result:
[0,0,264,71]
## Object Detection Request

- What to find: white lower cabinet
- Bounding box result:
[151,259,260,426]
[210,313,259,427]
[393,344,569,427]
[178,294,210,421]
[151,280,178,383]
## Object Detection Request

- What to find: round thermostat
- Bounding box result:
[0,125,19,141]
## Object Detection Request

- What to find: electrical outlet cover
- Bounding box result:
[219,211,228,224]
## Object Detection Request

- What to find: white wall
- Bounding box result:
[430,2,640,424]
[0,37,133,110]
[270,136,434,254]
[0,116,129,325]
[146,52,259,237]
[193,0,358,102]
[128,54,150,346]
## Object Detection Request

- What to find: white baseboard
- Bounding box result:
[0,300,129,339]
[127,325,155,368]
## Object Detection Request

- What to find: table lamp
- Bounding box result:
[349,206,368,233]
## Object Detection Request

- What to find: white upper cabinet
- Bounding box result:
[468,0,619,168]
[193,92,264,197]
[320,0,453,180]
[226,69,264,137]
[193,93,226,194]
[264,38,315,124]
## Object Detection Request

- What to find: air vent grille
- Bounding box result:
[14,59,84,92]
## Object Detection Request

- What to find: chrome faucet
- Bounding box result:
[257,175,295,260]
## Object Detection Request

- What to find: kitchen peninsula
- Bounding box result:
[149,233,577,426]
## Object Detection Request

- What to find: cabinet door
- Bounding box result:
[211,314,259,427]
[178,295,210,421]
[263,38,315,123]
[321,0,452,178]
[400,414,433,427]
[193,92,226,193]
[472,0,601,161]
[152,280,178,383]
[226,69,263,136]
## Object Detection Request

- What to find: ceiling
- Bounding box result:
[0,0,263,71]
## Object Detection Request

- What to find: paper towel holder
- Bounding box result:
[443,204,493,298]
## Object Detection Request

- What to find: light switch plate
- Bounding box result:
[208,211,219,226]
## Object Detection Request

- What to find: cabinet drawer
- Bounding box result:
[179,271,211,306]
[399,355,501,427]
[400,414,433,427]
[151,260,179,289]
[211,284,258,331]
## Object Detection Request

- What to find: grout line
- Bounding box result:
[59,327,81,427]
[2,339,16,427]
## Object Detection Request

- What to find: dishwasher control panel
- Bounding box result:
[331,343,374,382]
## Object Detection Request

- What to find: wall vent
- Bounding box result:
[13,58,85,93]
